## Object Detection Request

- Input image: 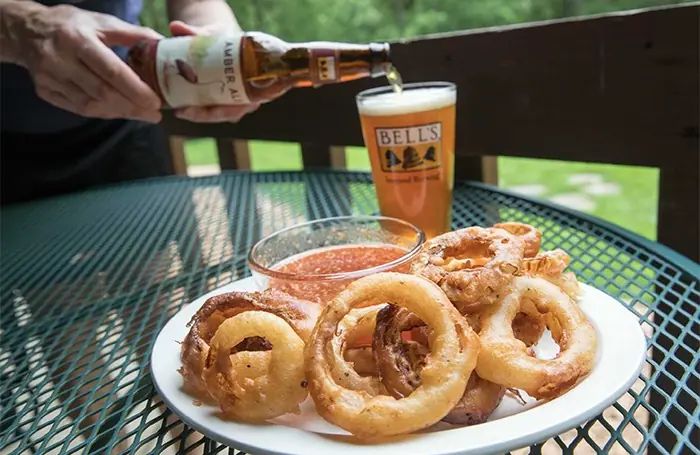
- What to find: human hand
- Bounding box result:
[168,20,260,123]
[13,3,163,122]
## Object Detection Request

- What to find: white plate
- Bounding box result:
[151,278,647,455]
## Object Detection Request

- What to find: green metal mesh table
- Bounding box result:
[1,171,698,455]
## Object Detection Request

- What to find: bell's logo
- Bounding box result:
[317,56,336,81]
[375,123,442,172]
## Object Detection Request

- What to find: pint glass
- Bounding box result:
[356,82,456,238]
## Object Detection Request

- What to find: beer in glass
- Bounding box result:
[356,82,456,238]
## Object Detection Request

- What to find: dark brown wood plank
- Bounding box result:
[657,157,699,261]
[215,139,237,170]
[455,156,498,184]
[301,143,333,168]
[649,270,699,455]
[215,139,251,170]
[162,4,698,168]
[650,150,698,454]
[300,144,348,169]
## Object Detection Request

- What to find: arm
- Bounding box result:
[166,0,242,33]
[0,0,162,122]
[0,0,44,64]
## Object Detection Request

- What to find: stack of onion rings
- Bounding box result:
[365,222,593,429]
[174,221,597,440]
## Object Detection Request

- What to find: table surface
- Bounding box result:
[1,170,697,455]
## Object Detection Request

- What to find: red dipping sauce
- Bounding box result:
[268,244,410,304]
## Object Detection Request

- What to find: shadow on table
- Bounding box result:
[0,178,245,452]
[0,173,512,453]
[0,172,364,452]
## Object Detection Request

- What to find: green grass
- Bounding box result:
[184,138,218,166]
[498,157,659,240]
[346,146,372,170]
[184,139,659,240]
[185,139,371,171]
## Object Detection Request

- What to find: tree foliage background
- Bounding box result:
[141,0,692,42]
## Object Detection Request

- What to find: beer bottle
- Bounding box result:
[126,32,392,108]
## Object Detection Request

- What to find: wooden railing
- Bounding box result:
[163,4,699,262]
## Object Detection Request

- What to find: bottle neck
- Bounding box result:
[287,42,391,88]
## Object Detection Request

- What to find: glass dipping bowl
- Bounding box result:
[247,216,425,304]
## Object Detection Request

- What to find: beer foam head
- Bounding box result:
[357,87,456,116]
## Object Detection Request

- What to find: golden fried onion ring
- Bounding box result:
[344,347,378,376]
[305,272,479,439]
[336,304,392,380]
[511,312,547,347]
[373,305,505,426]
[179,289,319,399]
[523,249,570,276]
[329,305,386,395]
[476,276,597,400]
[228,351,272,383]
[543,272,580,301]
[372,305,427,398]
[442,373,506,425]
[450,301,545,347]
[343,305,385,348]
[522,249,580,301]
[493,222,542,258]
[410,226,525,310]
[203,311,308,421]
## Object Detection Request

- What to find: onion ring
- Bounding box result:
[410,226,525,311]
[202,311,308,421]
[442,373,506,425]
[541,271,580,301]
[475,276,597,400]
[228,351,271,382]
[523,249,570,276]
[305,272,479,439]
[338,305,386,379]
[493,222,542,258]
[522,249,580,301]
[512,312,547,347]
[372,305,428,399]
[343,305,386,348]
[328,305,386,395]
[179,289,319,399]
[373,304,505,425]
[344,347,378,376]
[409,325,432,346]
[453,303,545,347]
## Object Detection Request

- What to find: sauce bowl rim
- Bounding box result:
[247,215,426,282]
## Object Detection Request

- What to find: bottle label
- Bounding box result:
[155,35,250,108]
[309,49,340,86]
